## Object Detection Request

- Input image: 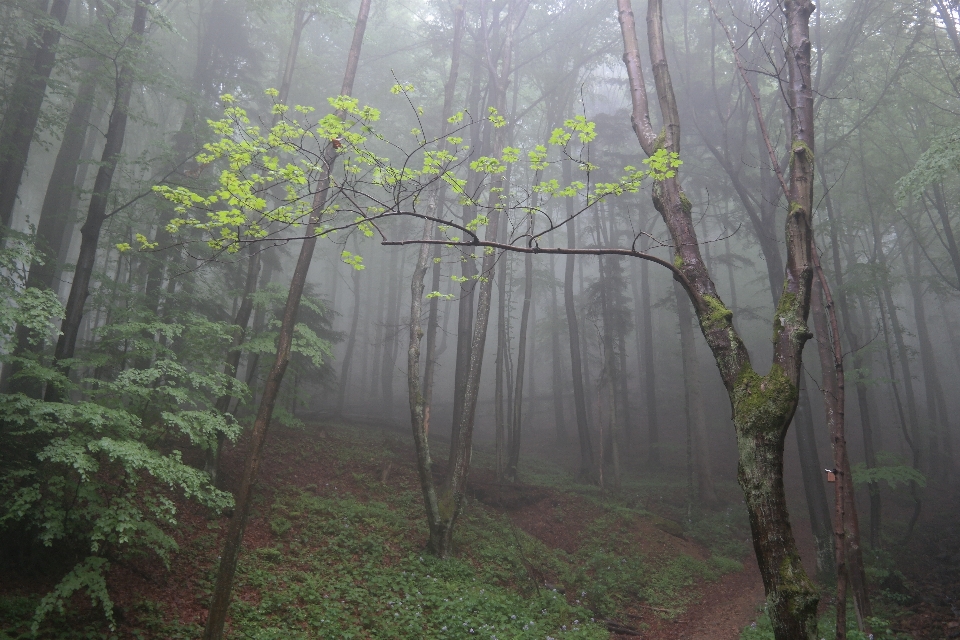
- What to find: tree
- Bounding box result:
[0,0,70,230]
[615,0,820,636]
[46,0,150,401]
[202,0,372,634]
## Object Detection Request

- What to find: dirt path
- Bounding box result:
[675,557,764,640]
[607,555,764,640]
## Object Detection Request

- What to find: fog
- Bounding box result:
[1,1,958,638]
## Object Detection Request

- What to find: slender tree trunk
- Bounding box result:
[337,266,362,416]
[370,262,387,398]
[380,242,402,417]
[45,0,149,401]
[0,0,71,230]
[794,383,836,583]
[820,165,882,547]
[422,0,465,436]
[928,183,960,289]
[447,14,488,453]
[563,169,594,479]
[2,55,100,394]
[875,287,924,537]
[496,228,510,480]
[202,2,371,635]
[674,281,717,506]
[549,254,569,442]
[507,211,535,483]
[907,239,948,478]
[431,0,526,555]
[636,231,659,467]
[810,268,872,636]
[205,251,261,484]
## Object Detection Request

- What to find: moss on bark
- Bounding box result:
[733,364,797,436]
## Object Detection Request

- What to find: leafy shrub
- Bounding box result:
[0,278,240,630]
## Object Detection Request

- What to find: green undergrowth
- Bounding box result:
[0,422,746,637]
[740,604,911,640]
[215,489,607,639]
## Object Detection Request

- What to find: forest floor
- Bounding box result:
[0,417,954,639]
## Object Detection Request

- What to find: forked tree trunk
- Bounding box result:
[617,1,819,636]
[447,14,488,451]
[201,1,371,636]
[45,0,149,401]
[422,1,465,437]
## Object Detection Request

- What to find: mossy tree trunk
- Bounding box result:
[616,1,820,637]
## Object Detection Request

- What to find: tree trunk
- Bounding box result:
[380,241,402,418]
[0,0,71,230]
[370,261,387,399]
[820,163,882,548]
[431,0,525,556]
[447,15,488,453]
[507,211,535,483]
[337,266,362,416]
[549,254,568,442]
[421,1,465,436]
[495,228,510,480]
[617,1,820,636]
[563,166,594,479]
[675,281,717,506]
[634,229,659,467]
[2,55,100,395]
[206,250,261,485]
[794,383,836,583]
[202,1,371,635]
[45,0,149,401]
[907,239,948,478]
[810,269,872,636]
